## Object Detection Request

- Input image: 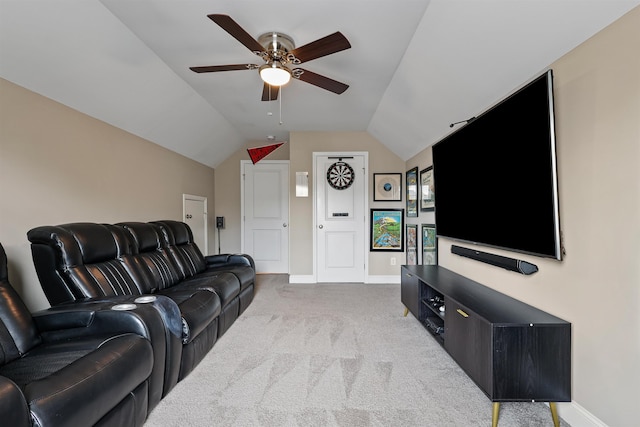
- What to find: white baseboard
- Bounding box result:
[288,275,401,284]
[288,275,315,283]
[555,401,608,427]
[366,275,401,284]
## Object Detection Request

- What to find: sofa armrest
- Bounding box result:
[32,296,140,334]
[32,309,95,331]
[32,295,181,341]
[32,295,184,404]
[33,303,149,343]
[0,376,30,427]
[204,253,255,269]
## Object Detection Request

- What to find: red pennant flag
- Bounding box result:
[247,142,285,164]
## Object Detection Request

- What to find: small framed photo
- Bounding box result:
[370,209,404,251]
[406,167,418,217]
[373,173,402,201]
[421,224,438,265]
[406,224,418,265]
[420,166,435,211]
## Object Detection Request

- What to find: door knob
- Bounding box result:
[283,223,288,227]
[319,225,323,229]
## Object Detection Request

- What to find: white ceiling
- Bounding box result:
[1,1,638,168]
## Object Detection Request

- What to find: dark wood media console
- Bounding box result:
[401,265,571,427]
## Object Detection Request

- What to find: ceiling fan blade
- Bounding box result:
[290,32,351,63]
[190,64,257,73]
[207,14,265,53]
[294,69,349,94]
[261,83,280,101]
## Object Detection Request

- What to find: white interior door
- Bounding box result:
[315,153,367,282]
[183,194,207,254]
[242,161,290,273]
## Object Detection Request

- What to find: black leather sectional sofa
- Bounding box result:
[1,243,155,427]
[1,220,255,426]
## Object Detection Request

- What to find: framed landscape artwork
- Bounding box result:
[370,209,404,252]
[406,224,418,265]
[421,223,438,265]
[406,167,418,217]
[420,166,435,211]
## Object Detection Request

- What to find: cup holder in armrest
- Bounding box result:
[134,296,157,304]
[111,303,137,311]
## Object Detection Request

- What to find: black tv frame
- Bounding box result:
[432,69,562,260]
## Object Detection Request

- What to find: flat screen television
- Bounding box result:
[432,69,562,260]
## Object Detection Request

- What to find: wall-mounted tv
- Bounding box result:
[432,69,562,260]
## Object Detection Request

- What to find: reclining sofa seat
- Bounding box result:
[121,221,246,337]
[115,221,230,374]
[151,220,255,316]
[26,222,215,384]
[0,242,153,427]
[27,223,182,405]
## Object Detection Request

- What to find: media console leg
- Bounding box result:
[492,402,500,427]
[403,307,409,317]
[549,402,560,427]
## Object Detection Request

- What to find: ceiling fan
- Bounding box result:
[190,14,351,101]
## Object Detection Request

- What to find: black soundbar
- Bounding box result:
[451,245,538,275]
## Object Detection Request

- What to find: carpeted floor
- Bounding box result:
[144,274,568,426]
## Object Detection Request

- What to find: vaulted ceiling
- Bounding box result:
[1,1,638,168]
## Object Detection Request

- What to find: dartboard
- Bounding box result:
[326,162,355,190]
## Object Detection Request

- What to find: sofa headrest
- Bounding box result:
[29,223,132,268]
[153,220,192,246]
[171,223,192,246]
[59,223,120,264]
[28,225,85,267]
[118,222,160,253]
[104,224,134,256]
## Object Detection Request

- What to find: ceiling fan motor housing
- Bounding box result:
[256,32,300,65]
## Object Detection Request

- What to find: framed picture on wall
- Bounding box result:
[406,224,418,265]
[373,173,402,201]
[370,209,405,251]
[421,223,438,265]
[420,166,435,211]
[406,167,418,217]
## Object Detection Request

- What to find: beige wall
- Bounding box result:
[0,78,216,311]
[424,8,639,426]
[213,140,289,254]
[289,131,406,276]
[214,131,406,277]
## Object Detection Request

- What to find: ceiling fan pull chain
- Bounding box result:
[279,87,284,125]
[266,85,274,117]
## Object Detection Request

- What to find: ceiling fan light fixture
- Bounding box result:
[259,62,291,86]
